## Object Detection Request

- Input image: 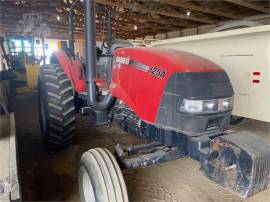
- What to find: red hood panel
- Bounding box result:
[116,47,223,73]
[110,47,225,123]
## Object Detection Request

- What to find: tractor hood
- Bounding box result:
[110,47,233,135]
[113,47,224,74]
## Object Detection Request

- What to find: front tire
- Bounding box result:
[79,148,128,202]
[38,64,76,149]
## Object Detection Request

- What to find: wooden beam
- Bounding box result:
[0,0,193,38]
[2,0,224,38]
[60,1,192,28]
[225,0,269,14]
[58,2,187,35]
[0,20,147,38]
[161,0,239,19]
[0,26,140,40]
[0,11,162,31]
[112,12,193,28]
[95,0,216,24]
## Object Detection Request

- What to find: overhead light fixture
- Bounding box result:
[186,11,191,16]
[133,25,138,30]
[57,15,61,21]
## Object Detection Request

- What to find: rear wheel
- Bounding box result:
[79,148,128,202]
[38,64,76,149]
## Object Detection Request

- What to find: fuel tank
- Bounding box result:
[110,47,234,135]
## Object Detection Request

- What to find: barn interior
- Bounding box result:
[0,1,270,202]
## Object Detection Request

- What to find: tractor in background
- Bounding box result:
[0,35,44,93]
[37,0,270,201]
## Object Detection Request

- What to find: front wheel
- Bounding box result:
[79,148,128,202]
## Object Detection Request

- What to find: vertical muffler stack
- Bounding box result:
[201,131,270,198]
[84,0,115,111]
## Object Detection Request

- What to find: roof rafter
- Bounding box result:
[225,0,269,14]
[95,0,216,24]
[161,0,239,19]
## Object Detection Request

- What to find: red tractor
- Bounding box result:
[38,0,270,201]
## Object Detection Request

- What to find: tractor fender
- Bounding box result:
[51,50,86,93]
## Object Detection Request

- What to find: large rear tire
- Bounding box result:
[79,148,128,202]
[38,64,76,149]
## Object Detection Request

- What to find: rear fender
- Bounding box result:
[52,50,86,92]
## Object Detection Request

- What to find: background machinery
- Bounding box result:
[37,0,270,201]
[0,35,43,93]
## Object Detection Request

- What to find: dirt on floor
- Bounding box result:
[15,94,270,202]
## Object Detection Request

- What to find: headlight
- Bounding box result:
[219,97,234,112]
[179,97,233,114]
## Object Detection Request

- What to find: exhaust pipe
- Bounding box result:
[69,0,79,58]
[84,0,115,111]
[106,8,112,40]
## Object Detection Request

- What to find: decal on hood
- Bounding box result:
[115,56,166,78]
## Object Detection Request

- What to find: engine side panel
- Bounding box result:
[110,47,224,123]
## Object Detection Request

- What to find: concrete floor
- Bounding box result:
[15,94,270,202]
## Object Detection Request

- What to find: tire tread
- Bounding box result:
[38,64,76,149]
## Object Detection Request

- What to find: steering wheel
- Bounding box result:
[101,40,109,54]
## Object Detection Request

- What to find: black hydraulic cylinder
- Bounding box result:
[84,0,115,110]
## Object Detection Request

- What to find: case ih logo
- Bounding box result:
[115,56,130,65]
[115,56,166,78]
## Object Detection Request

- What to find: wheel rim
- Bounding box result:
[82,169,95,202]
